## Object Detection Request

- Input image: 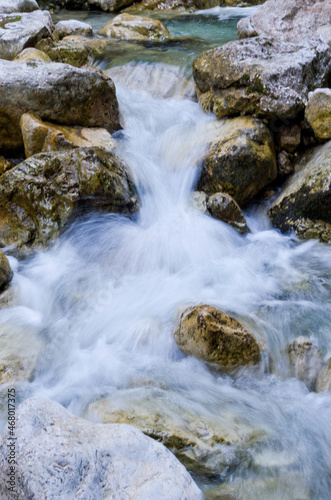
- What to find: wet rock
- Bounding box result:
[190,191,209,214]
[0,10,53,60]
[174,304,261,369]
[0,60,120,154]
[269,140,331,242]
[0,324,43,384]
[207,193,248,234]
[316,358,331,393]
[197,117,277,205]
[0,148,138,247]
[193,37,330,120]
[277,151,293,177]
[15,46,50,61]
[288,337,323,391]
[99,13,171,42]
[237,0,331,46]
[47,38,89,66]
[21,113,117,157]
[305,89,331,142]
[0,397,204,500]
[0,251,13,291]
[0,0,39,14]
[276,124,301,154]
[54,20,93,40]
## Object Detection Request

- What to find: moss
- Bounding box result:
[247,74,265,94]
[0,15,21,29]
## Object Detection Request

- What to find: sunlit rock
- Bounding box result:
[99,13,171,42]
[305,89,331,142]
[15,46,50,61]
[54,20,93,40]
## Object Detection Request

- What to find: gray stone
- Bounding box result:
[54,19,93,40]
[99,13,171,42]
[0,0,39,14]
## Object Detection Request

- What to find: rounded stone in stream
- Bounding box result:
[174,305,261,369]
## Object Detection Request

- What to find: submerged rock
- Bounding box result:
[15,46,51,61]
[0,397,204,499]
[99,13,171,42]
[174,304,261,369]
[305,89,331,142]
[288,337,323,391]
[0,60,120,154]
[0,148,138,247]
[316,358,331,393]
[0,0,39,13]
[54,20,93,40]
[0,251,13,291]
[197,117,277,205]
[269,140,331,242]
[0,10,53,60]
[193,37,330,120]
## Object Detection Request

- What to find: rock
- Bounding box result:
[21,112,117,157]
[0,324,43,384]
[99,13,171,42]
[269,140,331,242]
[305,89,331,142]
[174,304,261,369]
[0,251,13,291]
[197,117,277,205]
[288,337,323,391]
[190,191,209,214]
[124,0,190,11]
[15,46,50,61]
[276,124,301,154]
[207,193,248,234]
[277,151,293,177]
[0,148,138,247]
[47,38,90,66]
[54,20,93,40]
[316,358,331,393]
[0,155,14,175]
[0,0,39,14]
[0,10,53,60]
[89,0,137,11]
[0,60,120,154]
[0,397,204,500]
[237,0,331,46]
[193,37,330,120]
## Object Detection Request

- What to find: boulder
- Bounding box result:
[21,113,117,157]
[316,358,331,393]
[288,337,323,391]
[15,46,50,61]
[305,89,331,142]
[174,304,261,369]
[46,38,89,66]
[0,10,53,60]
[54,20,93,40]
[0,251,13,291]
[269,140,331,242]
[193,37,330,120]
[237,0,331,46]
[0,148,138,247]
[99,13,171,42]
[0,397,204,500]
[197,117,277,205]
[0,60,120,154]
[0,0,39,14]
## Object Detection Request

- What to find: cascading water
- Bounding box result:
[1,8,331,499]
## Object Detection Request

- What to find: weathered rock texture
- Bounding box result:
[0,60,120,154]
[15,46,51,61]
[54,20,93,40]
[197,117,277,205]
[99,13,171,41]
[0,0,39,14]
[305,89,331,142]
[288,337,323,391]
[174,304,261,368]
[0,10,53,60]
[269,140,331,242]
[0,397,204,500]
[0,251,13,291]
[0,148,137,247]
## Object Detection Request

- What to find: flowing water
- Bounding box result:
[2,7,331,499]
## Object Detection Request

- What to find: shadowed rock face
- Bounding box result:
[174,304,261,368]
[0,397,204,500]
[0,60,120,154]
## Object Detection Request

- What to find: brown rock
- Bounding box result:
[277,124,301,154]
[207,193,248,234]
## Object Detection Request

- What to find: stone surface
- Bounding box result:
[305,89,331,142]
[0,148,138,247]
[0,60,120,154]
[288,337,323,391]
[277,124,301,154]
[15,46,50,61]
[193,37,330,120]
[197,117,277,205]
[0,10,53,60]
[237,0,331,46]
[54,19,93,40]
[21,113,117,157]
[207,193,248,234]
[0,0,39,14]
[316,358,331,393]
[0,251,13,291]
[0,155,14,175]
[269,140,331,242]
[174,304,261,369]
[99,13,171,42]
[277,151,293,177]
[47,38,89,66]
[0,397,204,500]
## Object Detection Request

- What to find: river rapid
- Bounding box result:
[2,7,331,499]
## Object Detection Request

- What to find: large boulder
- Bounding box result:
[0,0,39,14]
[197,117,277,205]
[0,148,138,247]
[0,60,120,154]
[0,10,53,60]
[269,140,331,242]
[305,89,331,142]
[0,397,204,499]
[174,304,261,369]
[0,251,13,291]
[99,13,171,42]
[46,38,90,67]
[193,37,330,120]
[237,0,331,46]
